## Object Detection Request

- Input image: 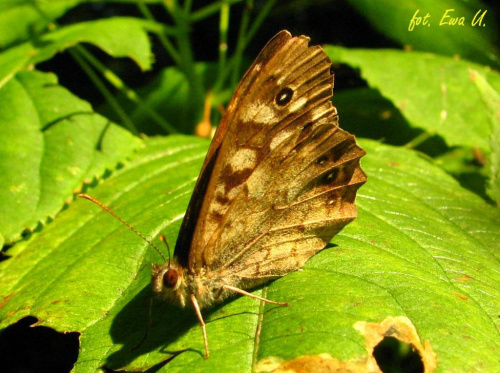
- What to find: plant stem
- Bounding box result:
[69,48,138,135]
[168,3,205,132]
[190,0,243,22]
[244,0,278,46]
[75,46,178,134]
[405,132,432,149]
[230,0,252,88]
[218,1,230,76]
[136,3,181,65]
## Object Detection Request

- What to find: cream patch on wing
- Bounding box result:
[288,96,307,113]
[229,148,257,171]
[269,129,292,151]
[310,105,328,121]
[240,101,276,124]
[277,74,287,86]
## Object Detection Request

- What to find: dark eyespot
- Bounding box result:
[323,169,338,184]
[301,122,313,133]
[275,87,293,106]
[327,192,338,205]
[317,155,329,165]
[163,268,178,288]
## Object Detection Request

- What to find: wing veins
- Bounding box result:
[274,170,366,210]
[268,216,354,233]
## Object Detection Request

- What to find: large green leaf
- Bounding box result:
[0,17,153,89]
[345,0,499,68]
[326,46,500,150]
[1,136,498,372]
[0,70,140,246]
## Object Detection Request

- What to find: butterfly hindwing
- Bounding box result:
[210,122,366,281]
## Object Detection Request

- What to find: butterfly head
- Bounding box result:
[151,259,189,307]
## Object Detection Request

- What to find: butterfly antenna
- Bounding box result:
[79,194,167,262]
[158,235,172,268]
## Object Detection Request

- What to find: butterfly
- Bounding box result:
[151,30,366,358]
[81,30,366,359]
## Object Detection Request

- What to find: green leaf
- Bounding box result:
[326,46,500,150]
[470,68,500,204]
[0,0,79,48]
[345,0,499,68]
[0,17,153,89]
[0,70,140,246]
[1,136,498,372]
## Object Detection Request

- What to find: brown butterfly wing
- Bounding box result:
[175,30,366,278]
[211,122,366,282]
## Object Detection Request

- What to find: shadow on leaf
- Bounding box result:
[105,282,232,370]
[105,284,199,369]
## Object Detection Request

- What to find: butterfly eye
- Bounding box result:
[329,64,335,75]
[275,87,294,106]
[163,268,179,288]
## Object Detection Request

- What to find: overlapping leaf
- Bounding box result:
[327,46,500,150]
[0,0,79,48]
[0,17,152,89]
[0,70,140,246]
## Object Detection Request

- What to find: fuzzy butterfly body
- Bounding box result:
[151,30,366,357]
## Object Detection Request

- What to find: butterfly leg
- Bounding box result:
[190,294,210,359]
[215,287,224,300]
[222,285,290,306]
